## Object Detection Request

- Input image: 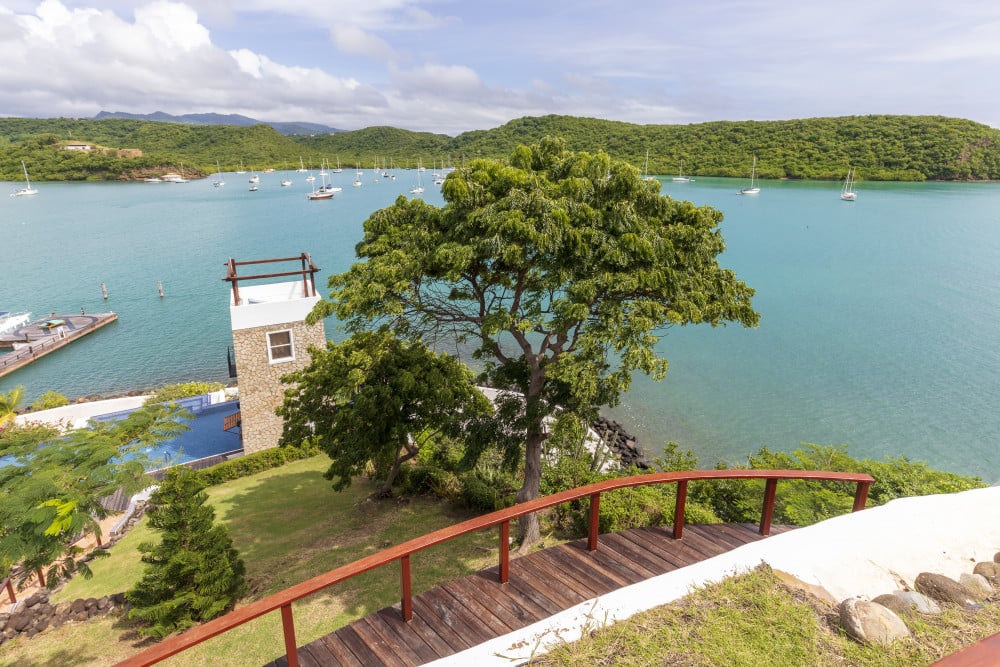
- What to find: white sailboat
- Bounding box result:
[307,172,335,200]
[840,168,858,201]
[213,161,226,187]
[672,159,691,183]
[248,167,260,184]
[409,160,425,194]
[11,161,39,197]
[333,157,343,174]
[353,165,363,187]
[641,149,657,182]
[297,157,308,173]
[739,156,760,195]
[235,160,247,175]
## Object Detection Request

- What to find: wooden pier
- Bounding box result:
[0,313,118,379]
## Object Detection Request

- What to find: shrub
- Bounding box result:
[30,390,69,411]
[196,443,318,486]
[144,381,225,405]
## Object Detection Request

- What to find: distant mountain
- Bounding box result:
[93,111,341,136]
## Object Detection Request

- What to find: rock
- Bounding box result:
[84,597,98,610]
[110,592,126,606]
[97,596,109,610]
[8,611,31,632]
[888,591,942,614]
[839,596,911,647]
[973,562,1000,586]
[872,594,911,616]
[24,591,47,608]
[69,599,86,614]
[72,611,88,623]
[994,552,1000,564]
[960,573,993,597]
[915,572,984,605]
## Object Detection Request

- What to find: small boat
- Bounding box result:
[280,179,292,187]
[144,177,163,183]
[235,160,247,175]
[0,311,31,336]
[248,168,260,184]
[212,160,225,187]
[333,157,343,174]
[641,149,657,182]
[840,167,858,201]
[307,173,335,200]
[738,156,760,195]
[11,161,39,197]
[249,184,258,192]
[353,165,362,187]
[409,160,425,194]
[297,157,308,173]
[672,160,691,183]
[305,173,315,183]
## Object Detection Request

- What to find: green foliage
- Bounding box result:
[691,444,985,526]
[30,390,70,411]
[278,330,493,496]
[144,382,225,405]
[0,385,26,428]
[194,442,319,486]
[4,114,999,182]
[127,467,246,638]
[314,137,758,543]
[0,404,188,588]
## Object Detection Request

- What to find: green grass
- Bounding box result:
[0,456,497,666]
[535,565,1000,667]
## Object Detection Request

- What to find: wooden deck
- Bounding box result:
[268,523,794,667]
[0,312,118,379]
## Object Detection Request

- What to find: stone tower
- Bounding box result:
[224,253,326,453]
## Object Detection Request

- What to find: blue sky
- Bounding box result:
[2,1,999,135]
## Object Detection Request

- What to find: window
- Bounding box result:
[267,330,294,363]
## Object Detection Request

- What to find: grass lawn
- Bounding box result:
[0,455,498,666]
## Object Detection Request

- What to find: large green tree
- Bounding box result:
[0,403,187,588]
[127,466,246,637]
[312,138,759,546]
[278,330,493,497]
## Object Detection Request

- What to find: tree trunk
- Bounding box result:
[515,425,544,552]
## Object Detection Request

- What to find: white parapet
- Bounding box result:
[229,280,320,331]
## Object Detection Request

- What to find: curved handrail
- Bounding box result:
[116,468,873,667]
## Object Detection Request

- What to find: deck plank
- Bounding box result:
[276,524,791,666]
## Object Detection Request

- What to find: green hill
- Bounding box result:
[2,114,999,182]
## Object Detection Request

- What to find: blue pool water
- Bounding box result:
[94,396,243,466]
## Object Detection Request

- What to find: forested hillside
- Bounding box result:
[2,114,999,182]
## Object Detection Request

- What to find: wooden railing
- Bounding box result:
[2,577,14,604]
[116,469,874,667]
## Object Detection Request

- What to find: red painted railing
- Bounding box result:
[3,577,14,604]
[116,469,873,667]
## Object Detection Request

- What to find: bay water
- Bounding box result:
[2,172,998,481]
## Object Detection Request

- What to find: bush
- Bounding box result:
[196,443,319,486]
[144,381,225,405]
[30,390,69,411]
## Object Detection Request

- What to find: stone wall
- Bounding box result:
[233,318,325,453]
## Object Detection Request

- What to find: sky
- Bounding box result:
[2,1,999,136]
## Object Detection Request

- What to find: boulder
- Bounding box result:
[994,552,1000,564]
[97,596,109,610]
[839,596,910,647]
[880,591,941,615]
[872,594,910,616]
[7,611,31,633]
[973,561,1000,586]
[69,598,86,614]
[960,573,993,597]
[915,572,984,605]
[24,591,47,608]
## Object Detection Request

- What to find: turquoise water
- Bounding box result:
[2,173,999,481]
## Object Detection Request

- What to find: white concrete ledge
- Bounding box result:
[426,486,1000,666]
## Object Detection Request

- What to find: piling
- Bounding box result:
[101,282,108,299]
[157,280,164,298]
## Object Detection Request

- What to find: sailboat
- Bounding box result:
[297,157,308,173]
[353,165,363,187]
[11,161,39,197]
[307,172,335,200]
[840,168,858,201]
[672,159,691,183]
[333,157,343,174]
[739,156,760,195]
[642,149,657,182]
[248,167,260,184]
[409,160,425,194]
[212,160,226,187]
[235,160,247,175]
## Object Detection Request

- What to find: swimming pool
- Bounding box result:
[93,394,243,467]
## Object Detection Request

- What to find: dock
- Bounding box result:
[0,313,118,379]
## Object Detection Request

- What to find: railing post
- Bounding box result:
[280,603,298,667]
[673,480,688,539]
[587,493,601,551]
[759,478,778,535]
[852,481,871,512]
[499,520,510,583]
[401,555,413,621]
[3,578,15,604]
